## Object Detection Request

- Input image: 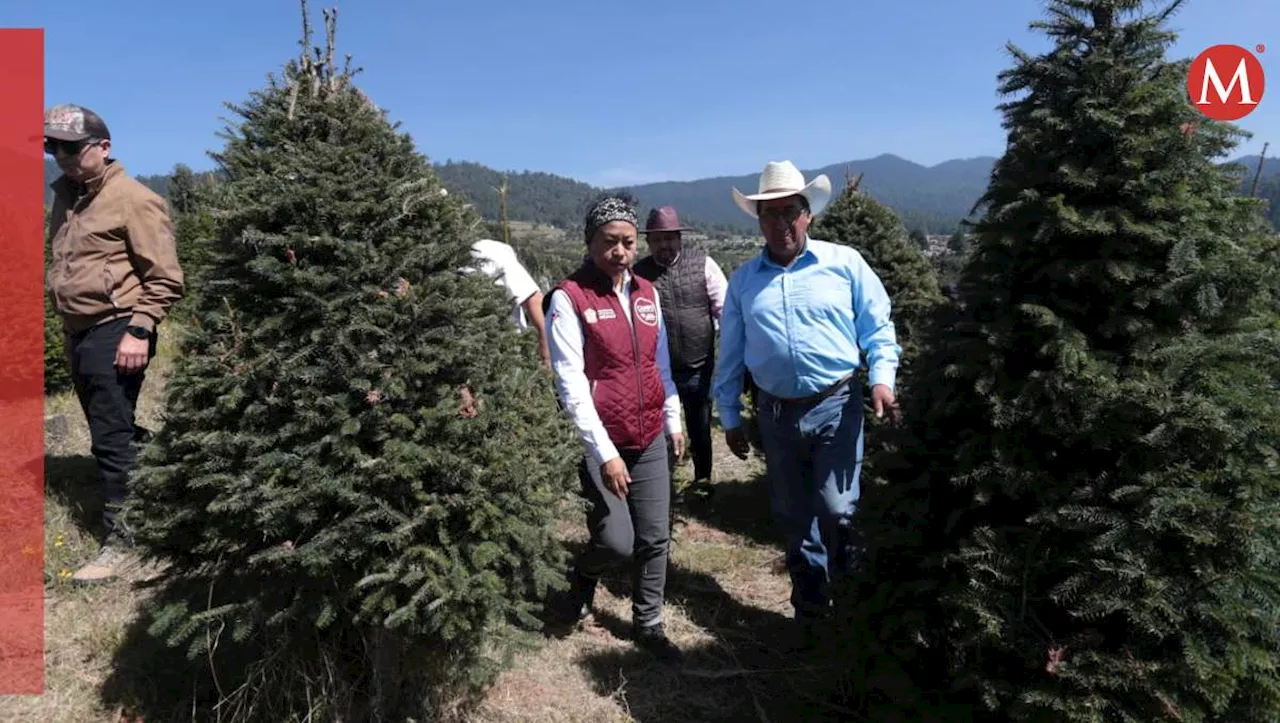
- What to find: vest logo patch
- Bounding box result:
[583,308,598,324]
[635,298,659,327]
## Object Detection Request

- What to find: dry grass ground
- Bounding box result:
[0,324,845,723]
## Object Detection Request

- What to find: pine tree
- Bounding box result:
[833,1,1280,720]
[43,207,72,395]
[167,163,220,323]
[122,5,579,719]
[809,174,943,372]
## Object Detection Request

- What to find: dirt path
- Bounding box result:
[471,439,806,723]
[2,330,836,723]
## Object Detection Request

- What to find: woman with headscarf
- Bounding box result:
[545,191,685,663]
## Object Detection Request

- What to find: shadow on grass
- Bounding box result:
[97,604,208,723]
[99,601,362,723]
[98,579,503,723]
[45,454,106,539]
[45,423,157,542]
[675,470,778,549]
[569,562,859,723]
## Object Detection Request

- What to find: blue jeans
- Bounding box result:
[755,383,864,618]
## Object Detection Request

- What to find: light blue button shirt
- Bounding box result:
[713,237,902,430]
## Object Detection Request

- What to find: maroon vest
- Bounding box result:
[554,263,666,453]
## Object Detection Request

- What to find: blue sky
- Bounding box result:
[15,0,1277,186]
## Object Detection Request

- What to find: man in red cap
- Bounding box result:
[634,206,728,501]
[45,103,185,585]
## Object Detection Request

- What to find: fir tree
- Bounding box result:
[122,5,578,719]
[833,1,1280,721]
[168,163,198,215]
[809,173,943,371]
[166,163,218,322]
[43,207,72,395]
[909,227,929,250]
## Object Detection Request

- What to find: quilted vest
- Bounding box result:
[553,262,666,453]
[634,247,714,370]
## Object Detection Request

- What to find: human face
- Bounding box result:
[45,137,109,182]
[757,196,810,265]
[588,220,638,279]
[646,230,682,266]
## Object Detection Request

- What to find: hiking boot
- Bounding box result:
[634,621,683,664]
[70,543,128,586]
[688,478,715,502]
[790,612,828,654]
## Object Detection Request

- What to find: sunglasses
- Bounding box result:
[759,205,807,223]
[44,138,99,156]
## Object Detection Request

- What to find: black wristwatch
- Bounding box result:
[126,325,151,340]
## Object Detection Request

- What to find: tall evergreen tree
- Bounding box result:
[166,163,219,322]
[809,175,943,371]
[122,6,578,720]
[43,207,72,395]
[833,1,1280,721]
[909,227,929,250]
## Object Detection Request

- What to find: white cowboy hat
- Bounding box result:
[731,160,832,219]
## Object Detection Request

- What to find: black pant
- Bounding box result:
[576,435,671,627]
[670,362,714,482]
[67,317,157,541]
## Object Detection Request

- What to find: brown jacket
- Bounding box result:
[47,160,185,335]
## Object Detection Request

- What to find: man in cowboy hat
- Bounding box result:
[712,160,901,650]
[633,206,728,501]
[45,103,185,585]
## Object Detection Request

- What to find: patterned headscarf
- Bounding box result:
[584,195,639,242]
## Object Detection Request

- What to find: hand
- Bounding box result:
[871,384,901,424]
[725,427,750,460]
[600,457,630,498]
[115,333,150,375]
[670,432,686,461]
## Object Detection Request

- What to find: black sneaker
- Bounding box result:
[790,613,826,653]
[558,569,597,626]
[688,478,715,501]
[634,621,683,664]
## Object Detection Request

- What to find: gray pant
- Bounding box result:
[577,433,671,627]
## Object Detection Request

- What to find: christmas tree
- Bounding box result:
[165,163,218,322]
[43,207,72,395]
[809,171,943,380]
[122,5,579,719]
[806,173,944,525]
[832,1,1280,720]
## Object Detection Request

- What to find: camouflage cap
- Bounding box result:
[44,104,110,142]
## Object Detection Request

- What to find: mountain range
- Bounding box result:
[433,153,1280,235]
[44,153,1280,234]
[430,155,1000,235]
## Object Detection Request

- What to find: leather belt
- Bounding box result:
[763,371,858,408]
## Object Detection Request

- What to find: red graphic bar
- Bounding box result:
[0,28,46,695]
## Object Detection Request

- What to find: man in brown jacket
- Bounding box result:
[45,104,185,584]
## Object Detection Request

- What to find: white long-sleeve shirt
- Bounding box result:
[703,254,729,322]
[547,271,683,469]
